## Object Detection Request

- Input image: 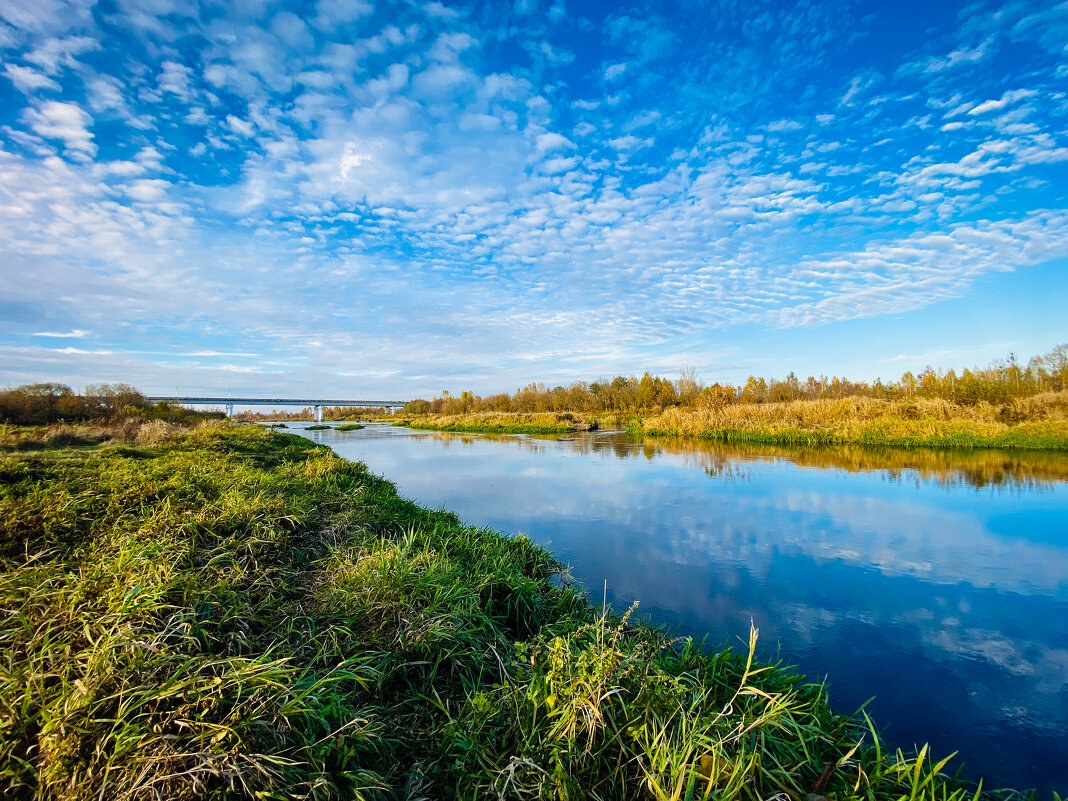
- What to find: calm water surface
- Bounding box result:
[291,423,1068,794]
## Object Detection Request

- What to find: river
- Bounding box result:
[289,422,1068,794]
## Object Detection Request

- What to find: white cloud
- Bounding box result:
[22,100,96,157]
[429,31,477,61]
[767,119,803,132]
[226,115,255,137]
[839,71,879,106]
[24,34,98,73]
[270,11,313,50]
[903,134,1068,188]
[542,156,578,174]
[779,211,1068,326]
[411,63,475,98]
[94,160,144,176]
[158,60,194,100]
[535,131,574,152]
[901,37,995,75]
[33,329,89,337]
[311,0,373,31]
[53,347,112,355]
[124,179,172,201]
[968,89,1037,116]
[608,135,651,150]
[85,75,129,116]
[0,0,94,34]
[3,63,60,92]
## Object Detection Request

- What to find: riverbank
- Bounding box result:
[0,424,1016,799]
[401,411,599,435]
[640,393,1068,450]
[397,392,1068,451]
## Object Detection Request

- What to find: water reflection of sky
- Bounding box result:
[295,424,1068,795]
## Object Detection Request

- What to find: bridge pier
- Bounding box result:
[145,397,407,417]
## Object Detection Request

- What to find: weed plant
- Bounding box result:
[0,425,1040,799]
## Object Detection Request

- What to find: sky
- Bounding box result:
[1,0,1066,399]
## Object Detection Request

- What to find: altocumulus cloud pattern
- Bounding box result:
[0,0,1066,394]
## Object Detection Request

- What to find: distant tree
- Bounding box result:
[655,376,678,408]
[701,383,736,408]
[739,376,767,404]
[1044,344,1068,391]
[636,372,657,410]
[917,366,938,396]
[900,371,917,397]
[676,366,702,403]
[403,399,432,414]
[84,383,146,416]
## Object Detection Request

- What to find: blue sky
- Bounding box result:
[1,0,1066,398]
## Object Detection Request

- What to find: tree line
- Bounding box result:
[0,383,223,426]
[4,344,1064,425]
[402,344,1068,415]
[233,406,395,422]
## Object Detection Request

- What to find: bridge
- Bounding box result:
[146,396,408,422]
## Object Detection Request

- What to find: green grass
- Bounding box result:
[305,424,331,430]
[642,423,1068,451]
[397,412,588,436]
[336,424,365,432]
[0,425,1038,799]
[409,421,575,435]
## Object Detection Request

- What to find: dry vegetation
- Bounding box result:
[639,391,1068,449]
[0,419,194,450]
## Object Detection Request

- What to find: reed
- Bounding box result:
[638,393,1068,450]
[0,419,187,450]
[0,425,1038,799]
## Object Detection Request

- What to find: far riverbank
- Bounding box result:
[387,390,1068,450]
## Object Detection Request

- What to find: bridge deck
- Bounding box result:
[147,397,407,407]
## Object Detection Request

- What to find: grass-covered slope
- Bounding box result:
[0,425,1014,799]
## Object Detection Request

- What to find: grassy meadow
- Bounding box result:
[0,423,1024,799]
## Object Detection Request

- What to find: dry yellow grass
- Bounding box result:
[0,419,220,450]
[639,391,1068,449]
